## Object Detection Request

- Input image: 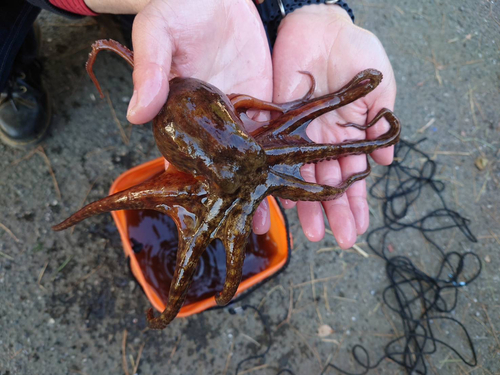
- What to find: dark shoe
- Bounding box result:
[0,59,51,148]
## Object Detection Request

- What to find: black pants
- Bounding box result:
[0,1,40,92]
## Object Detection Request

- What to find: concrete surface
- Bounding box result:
[1,0,499,374]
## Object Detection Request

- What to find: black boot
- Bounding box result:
[0,58,51,148]
[0,19,51,149]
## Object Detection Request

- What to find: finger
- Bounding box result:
[366,73,397,165]
[252,199,271,234]
[339,155,369,235]
[127,9,173,124]
[279,198,297,209]
[316,159,357,249]
[297,164,325,242]
[297,201,325,242]
[368,118,394,165]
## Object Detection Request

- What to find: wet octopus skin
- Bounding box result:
[52,39,401,330]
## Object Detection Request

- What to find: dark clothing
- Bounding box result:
[0,0,280,92]
[0,1,41,92]
[26,0,82,18]
[0,0,83,92]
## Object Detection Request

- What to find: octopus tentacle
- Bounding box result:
[215,222,250,305]
[215,195,267,306]
[253,69,383,141]
[232,72,316,133]
[229,95,287,113]
[147,228,212,330]
[332,69,383,98]
[263,109,400,166]
[86,39,134,98]
[52,169,204,231]
[238,113,272,133]
[268,160,371,201]
[337,108,396,131]
[229,71,315,115]
[53,40,402,330]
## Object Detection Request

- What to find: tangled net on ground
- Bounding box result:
[233,139,482,375]
[324,139,482,374]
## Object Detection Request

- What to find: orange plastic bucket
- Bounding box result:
[109,157,291,317]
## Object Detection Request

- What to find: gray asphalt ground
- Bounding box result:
[1,1,499,374]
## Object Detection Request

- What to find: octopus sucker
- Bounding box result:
[53,39,401,330]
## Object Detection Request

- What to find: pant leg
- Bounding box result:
[0,1,41,92]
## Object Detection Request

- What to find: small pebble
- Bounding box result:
[129,280,136,292]
[318,324,334,337]
[48,318,55,325]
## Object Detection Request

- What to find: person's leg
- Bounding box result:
[0,0,51,147]
[0,1,41,92]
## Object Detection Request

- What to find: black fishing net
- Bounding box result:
[232,138,482,375]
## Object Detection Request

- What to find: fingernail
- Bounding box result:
[127,90,138,118]
[352,203,369,234]
[299,205,324,242]
[304,218,324,242]
[337,223,356,250]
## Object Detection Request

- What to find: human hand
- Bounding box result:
[85,0,273,234]
[272,4,397,248]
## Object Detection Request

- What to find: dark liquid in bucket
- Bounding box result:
[125,209,278,306]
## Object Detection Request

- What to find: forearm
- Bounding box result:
[84,0,151,14]
[287,3,352,21]
[27,0,151,16]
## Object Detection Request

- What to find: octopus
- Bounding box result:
[53,39,400,330]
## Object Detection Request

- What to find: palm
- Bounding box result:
[128,0,273,233]
[160,3,271,98]
[129,0,272,123]
[272,5,397,248]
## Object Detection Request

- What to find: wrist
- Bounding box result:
[290,3,352,22]
[84,0,151,14]
[255,0,354,48]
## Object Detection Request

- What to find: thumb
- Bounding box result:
[127,8,173,124]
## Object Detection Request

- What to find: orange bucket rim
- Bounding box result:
[109,157,292,317]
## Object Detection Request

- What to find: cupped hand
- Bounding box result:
[108,0,273,234]
[272,4,397,248]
